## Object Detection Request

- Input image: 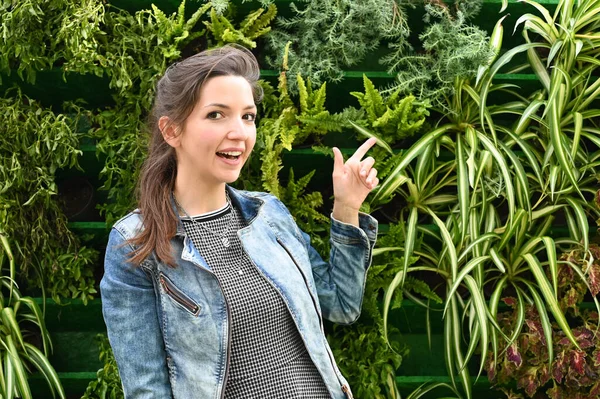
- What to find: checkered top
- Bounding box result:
[181,202,331,398]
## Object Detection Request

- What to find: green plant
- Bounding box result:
[328,223,443,399]
[383,2,495,112]
[0,90,97,303]
[0,222,65,399]
[362,4,600,396]
[204,4,276,49]
[265,0,410,92]
[0,0,105,84]
[81,334,123,399]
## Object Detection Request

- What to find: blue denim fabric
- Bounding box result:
[101,186,378,399]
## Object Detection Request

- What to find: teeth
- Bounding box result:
[218,151,242,156]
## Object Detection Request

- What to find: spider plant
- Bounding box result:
[362,6,600,396]
[0,220,64,399]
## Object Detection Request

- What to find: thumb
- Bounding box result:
[332,147,344,173]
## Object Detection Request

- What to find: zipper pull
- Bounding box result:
[342,385,354,399]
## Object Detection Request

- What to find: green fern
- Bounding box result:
[204,4,276,48]
[351,75,430,145]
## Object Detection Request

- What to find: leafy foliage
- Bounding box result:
[489,244,600,398]
[81,334,123,399]
[204,4,276,49]
[329,223,439,399]
[265,0,410,92]
[383,3,494,113]
[0,226,65,399]
[0,90,97,303]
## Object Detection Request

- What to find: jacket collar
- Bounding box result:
[173,185,264,237]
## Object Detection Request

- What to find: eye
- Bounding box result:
[243,113,256,122]
[207,111,223,120]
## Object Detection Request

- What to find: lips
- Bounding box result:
[216,151,242,160]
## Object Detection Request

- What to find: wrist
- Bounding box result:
[332,202,360,227]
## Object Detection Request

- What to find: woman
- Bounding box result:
[101,45,379,399]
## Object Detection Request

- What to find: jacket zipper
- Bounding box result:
[275,237,353,399]
[159,274,201,316]
[171,248,231,399]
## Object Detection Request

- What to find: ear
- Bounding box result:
[159,116,181,148]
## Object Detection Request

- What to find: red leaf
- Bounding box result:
[570,350,586,375]
[508,343,523,368]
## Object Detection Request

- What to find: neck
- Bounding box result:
[173,179,227,216]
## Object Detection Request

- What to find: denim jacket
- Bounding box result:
[101,186,378,399]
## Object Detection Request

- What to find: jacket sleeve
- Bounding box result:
[100,228,173,398]
[301,212,378,325]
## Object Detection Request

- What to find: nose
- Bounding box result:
[226,118,251,140]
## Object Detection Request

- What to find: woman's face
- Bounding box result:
[172,75,257,189]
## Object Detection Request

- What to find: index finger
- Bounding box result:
[349,137,377,162]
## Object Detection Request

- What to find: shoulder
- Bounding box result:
[234,189,291,215]
[111,209,145,241]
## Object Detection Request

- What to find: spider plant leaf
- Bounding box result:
[477,133,516,219]
[415,142,434,192]
[462,275,489,378]
[565,197,589,251]
[513,97,546,136]
[575,39,584,57]
[348,121,393,155]
[24,343,64,399]
[4,350,14,399]
[17,297,51,355]
[532,204,566,220]
[443,303,461,395]
[374,125,453,203]
[443,256,491,318]
[427,208,458,280]
[0,309,25,352]
[372,247,403,256]
[542,237,559,298]
[497,141,530,215]
[0,355,5,399]
[522,279,554,369]
[401,207,419,288]
[422,195,458,206]
[547,40,564,67]
[498,209,527,252]
[523,254,580,350]
[480,43,543,131]
[5,335,31,399]
[519,0,558,29]
[488,275,508,367]
[458,233,500,264]
[549,164,559,200]
[548,86,582,198]
[456,136,469,243]
[450,297,472,399]
[571,111,583,160]
[405,382,461,399]
[489,247,506,273]
[527,42,552,92]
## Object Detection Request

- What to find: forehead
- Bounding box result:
[197,75,254,105]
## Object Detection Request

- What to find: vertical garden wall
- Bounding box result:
[2,0,600,398]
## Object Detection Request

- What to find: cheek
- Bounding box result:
[247,129,257,152]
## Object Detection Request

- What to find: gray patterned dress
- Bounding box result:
[180,202,332,398]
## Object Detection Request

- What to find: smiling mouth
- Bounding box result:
[216,151,242,160]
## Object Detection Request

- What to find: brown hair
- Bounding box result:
[127,45,263,267]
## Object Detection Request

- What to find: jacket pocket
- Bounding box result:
[159,272,201,317]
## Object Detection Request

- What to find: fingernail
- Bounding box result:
[361,169,366,176]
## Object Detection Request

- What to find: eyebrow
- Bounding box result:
[203,103,256,110]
